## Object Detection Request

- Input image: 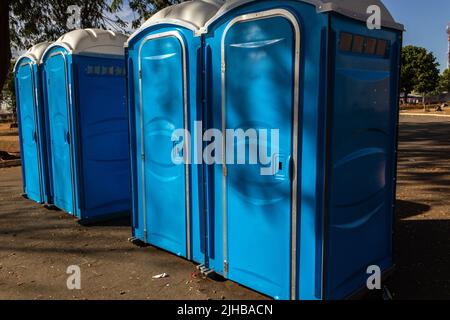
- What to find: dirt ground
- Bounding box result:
[400,106,450,116]
[0,174,264,300]
[385,115,450,299]
[0,123,19,154]
[1,115,450,300]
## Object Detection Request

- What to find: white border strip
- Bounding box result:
[400,112,450,118]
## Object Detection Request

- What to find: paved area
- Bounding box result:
[0,123,19,155]
[1,115,450,299]
[400,106,450,116]
[0,166,264,300]
[385,115,450,299]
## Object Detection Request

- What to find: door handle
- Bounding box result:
[172,137,184,164]
[272,154,288,179]
[289,156,295,181]
[272,154,295,181]
[65,130,71,145]
[172,138,184,158]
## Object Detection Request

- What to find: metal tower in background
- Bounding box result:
[447,23,450,69]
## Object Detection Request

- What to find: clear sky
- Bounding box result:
[383,0,450,72]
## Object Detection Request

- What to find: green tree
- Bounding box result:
[400,46,417,99]
[1,0,112,95]
[438,69,450,93]
[2,61,16,109]
[401,45,440,105]
[0,1,10,99]
[0,61,16,121]
[0,0,176,95]
[7,61,16,108]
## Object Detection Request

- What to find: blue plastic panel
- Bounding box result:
[127,26,204,264]
[44,52,75,214]
[34,62,51,205]
[73,56,130,219]
[16,63,42,202]
[124,1,400,301]
[139,35,188,257]
[205,1,326,300]
[221,16,295,300]
[324,16,400,299]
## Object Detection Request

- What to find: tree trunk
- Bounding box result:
[422,94,429,112]
[0,0,11,93]
[404,91,409,105]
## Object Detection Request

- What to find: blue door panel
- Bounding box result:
[45,54,74,214]
[223,16,295,300]
[75,56,130,218]
[140,35,187,257]
[326,32,397,299]
[17,64,41,202]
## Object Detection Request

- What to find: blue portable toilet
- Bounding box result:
[125,0,223,263]
[41,29,130,221]
[202,0,403,300]
[14,42,52,204]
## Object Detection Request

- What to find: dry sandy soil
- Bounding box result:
[0,121,264,300]
[400,106,450,116]
[1,115,450,300]
[0,165,265,300]
[384,115,450,299]
[0,123,19,154]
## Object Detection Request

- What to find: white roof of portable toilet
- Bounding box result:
[24,42,53,63]
[42,29,128,62]
[14,42,52,72]
[204,0,403,31]
[126,0,224,44]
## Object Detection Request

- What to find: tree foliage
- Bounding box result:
[401,45,440,97]
[2,61,16,109]
[1,0,177,104]
[9,0,116,52]
[0,0,11,100]
[438,68,450,93]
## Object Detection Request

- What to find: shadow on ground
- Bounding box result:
[384,116,450,300]
[2,115,450,300]
[0,166,264,300]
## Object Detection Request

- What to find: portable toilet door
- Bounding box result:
[42,43,74,215]
[126,0,223,263]
[41,29,130,221]
[203,0,402,300]
[203,0,303,300]
[14,42,52,204]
